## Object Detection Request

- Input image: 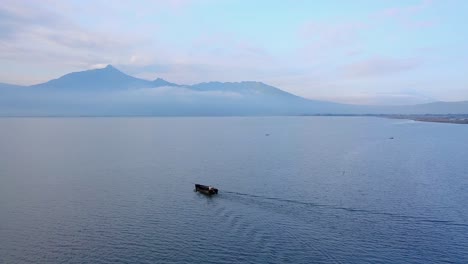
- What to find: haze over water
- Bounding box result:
[1,117,467,263]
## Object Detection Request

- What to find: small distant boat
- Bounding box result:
[195,184,218,195]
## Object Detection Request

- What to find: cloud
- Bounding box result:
[89,64,108,69]
[298,21,368,61]
[1,0,282,85]
[300,21,367,45]
[376,0,436,29]
[123,61,287,85]
[112,32,285,84]
[0,0,465,104]
[116,86,243,101]
[318,92,434,106]
[343,57,422,78]
[0,1,150,69]
[380,0,432,18]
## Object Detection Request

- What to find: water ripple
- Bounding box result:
[222,190,468,228]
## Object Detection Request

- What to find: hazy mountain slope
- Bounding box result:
[188,81,353,114]
[190,81,299,98]
[152,78,179,87]
[0,83,26,89]
[30,65,177,91]
[1,65,467,116]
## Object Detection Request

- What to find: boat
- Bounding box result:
[195,184,218,195]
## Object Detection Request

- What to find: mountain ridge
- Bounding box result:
[28,65,179,91]
[1,65,467,116]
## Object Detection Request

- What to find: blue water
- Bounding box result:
[0,117,467,263]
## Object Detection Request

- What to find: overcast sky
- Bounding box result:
[1,0,467,104]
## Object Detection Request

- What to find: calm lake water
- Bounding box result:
[0,117,467,263]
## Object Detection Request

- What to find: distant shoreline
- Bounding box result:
[304,114,468,124]
[383,114,468,124]
[1,114,467,124]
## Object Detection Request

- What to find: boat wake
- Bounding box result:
[210,192,346,264]
[210,197,344,263]
[221,190,468,228]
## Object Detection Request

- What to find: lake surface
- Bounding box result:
[0,117,467,263]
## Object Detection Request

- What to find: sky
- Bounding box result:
[1,0,467,105]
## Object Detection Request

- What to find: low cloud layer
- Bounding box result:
[107,86,244,103]
[343,57,421,78]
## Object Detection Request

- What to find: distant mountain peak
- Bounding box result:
[3,65,468,116]
[65,64,125,78]
[29,65,154,90]
[98,64,120,73]
[102,64,119,71]
[152,78,179,87]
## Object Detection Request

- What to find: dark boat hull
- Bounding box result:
[195,184,218,195]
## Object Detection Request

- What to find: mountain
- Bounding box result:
[191,81,298,98]
[0,65,467,116]
[153,78,179,87]
[0,83,26,90]
[30,65,177,91]
[187,81,354,115]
